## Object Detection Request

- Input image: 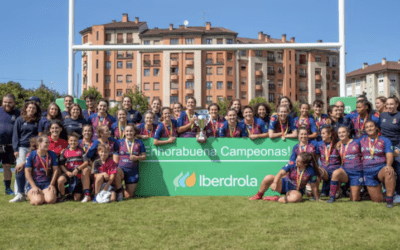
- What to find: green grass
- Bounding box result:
[1,173,400,250]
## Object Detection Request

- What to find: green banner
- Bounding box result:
[329,96,357,114]
[135,138,297,196]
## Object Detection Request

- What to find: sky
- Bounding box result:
[0,0,399,96]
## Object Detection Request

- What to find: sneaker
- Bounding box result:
[5,188,15,195]
[249,194,262,200]
[9,193,26,203]
[309,197,316,201]
[92,196,97,203]
[326,197,335,203]
[393,195,400,204]
[263,195,280,201]
[387,201,394,208]
[81,195,91,203]
[117,192,123,202]
[320,192,328,197]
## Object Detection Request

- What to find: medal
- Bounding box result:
[324,142,333,166]
[186,111,195,130]
[296,168,305,191]
[246,121,255,135]
[368,136,379,158]
[279,120,289,139]
[339,140,353,166]
[229,123,237,138]
[38,153,49,176]
[125,140,134,155]
[357,115,368,137]
[118,122,125,139]
[164,122,173,138]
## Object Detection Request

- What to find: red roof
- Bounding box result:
[237,37,283,44]
[346,61,400,77]
[140,26,238,37]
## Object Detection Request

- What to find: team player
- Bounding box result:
[115,124,147,198]
[316,126,341,197]
[137,111,157,140]
[241,106,268,139]
[277,96,297,118]
[82,94,96,122]
[142,98,162,124]
[63,103,87,137]
[204,103,225,138]
[177,97,199,138]
[89,99,116,140]
[219,109,246,138]
[119,96,142,124]
[289,127,318,162]
[47,120,68,156]
[111,109,129,140]
[38,102,62,136]
[79,124,94,159]
[294,103,318,140]
[268,105,297,140]
[375,96,387,116]
[327,126,363,203]
[312,100,328,141]
[86,125,119,162]
[347,99,380,139]
[24,135,59,205]
[360,120,395,208]
[254,103,271,125]
[326,105,353,132]
[227,99,243,121]
[62,95,74,119]
[173,102,183,120]
[249,152,320,202]
[92,144,123,202]
[154,108,178,146]
[0,94,20,195]
[57,133,91,202]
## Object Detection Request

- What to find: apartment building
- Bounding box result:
[346,58,400,104]
[80,13,339,108]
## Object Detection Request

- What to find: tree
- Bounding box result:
[0,81,29,109]
[80,87,103,103]
[25,83,61,110]
[269,102,276,114]
[125,87,149,114]
[249,97,269,108]
[217,98,230,116]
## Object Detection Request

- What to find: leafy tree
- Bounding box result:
[249,97,269,108]
[0,81,28,109]
[125,87,149,114]
[108,103,120,116]
[269,102,276,114]
[80,87,103,103]
[292,101,301,117]
[25,83,61,110]
[217,98,230,116]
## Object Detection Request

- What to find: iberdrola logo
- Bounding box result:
[173,172,196,190]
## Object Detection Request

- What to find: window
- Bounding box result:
[117,75,123,83]
[278,67,283,74]
[96,31,99,41]
[227,67,233,75]
[240,50,246,56]
[126,61,132,69]
[206,53,213,64]
[147,97,150,103]
[227,81,233,90]
[96,74,98,83]
[170,96,178,103]
[186,53,194,60]
[267,52,274,61]
[153,54,160,65]
[144,40,150,45]
[217,67,223,75]
[217,81,223,89]
[186,67,194,75]
[144,69,150,76]
[171,67,179,74]
[241,64,246,71]
[96,51,99,55]
[117,51,124,58]
[277,52,283,60]
[96,60,98,69]
[206,82,212,89]
[206,96,212,104]
[269,93,274,103]
[206,39,212,44]
[117,61,123,69]
[299,82,306,91]
[255,50,262,57]
[327,82,330,90]
[332,71,337,80]
[105,75,111,84]
[154,40,160,45]
[154,68,160,76]
[227,53,233,61]
[106,51,111,56]
[206,67,212,75]
[170,39,179,44]
[154,82,160,90]
[268,66,274,75]
[315,56,321,62]
[241,77,246,85]
[299,68,306,77]
[217,96,224,102]
[127,33,133,43]
[289,51,291,60]
[332,58,337,67]
[105,34,111,42]
[171,82,179,89]
[185,81,194,89]
[117,89,123,97]
[105,62,111,69]
[227,39,233,44]
[185,38,194,44]
[241,92,246,100]
[217,38,223,44]
[126,75,132,83]
[83,35,88,44]
[227,96,233,101]
[299,54,307,64]
[105,89,110,97]
[217,53,224,64]
[126,89,131,94]
[144,83,150,91]
[278,80,283,88]
[126,51,133,58]
[332,84,337,90]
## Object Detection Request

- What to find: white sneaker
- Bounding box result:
[393,195,400,203]
[9,193,26,203]
[81,195,91,203]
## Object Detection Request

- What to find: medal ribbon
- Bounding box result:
[125,140,134,155]
[164,122,173,138]
[314,115,321,131]
[296,167,305,191]
[118,122,125,139]
[339,139,353,166]
[299,143,308,153]
[210,119,218,138]
[186,111,195,130]
[368,136,379,158]
[279,120,289,137]
[98,115,107,126]
[229,123,237,138]
[38,153,49,176]
[246,121,255,135]
[145,124,154,137]
[324,142,333,166]
[83,142,93,154]
[357,115,368,136]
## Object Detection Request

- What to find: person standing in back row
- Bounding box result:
[82,94,97,122]
[62,95,74,119]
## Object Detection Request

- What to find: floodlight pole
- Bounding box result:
[339,0,346,97]
[68,0,75,96]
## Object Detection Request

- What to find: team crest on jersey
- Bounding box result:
[382,119,386,123]
[393,118,397,124]
[271,116,276,122]
[352,146,356,151]
[79,124,83,128]
[11,115,15,121]
[130,114,134,119]
[289,161,294,165]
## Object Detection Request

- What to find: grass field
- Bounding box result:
[1,173,400,250]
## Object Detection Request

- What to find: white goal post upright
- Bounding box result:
[68,0,346,97]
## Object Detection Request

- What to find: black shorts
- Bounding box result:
[0,145,15,165]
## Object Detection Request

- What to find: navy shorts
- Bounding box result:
[363,166,384,187]
[280,178,304,195]
[66,176,83,194]
[344,170,363,186]
[0,145,15,164]
[122,167,139,185]
[26,181,50,192]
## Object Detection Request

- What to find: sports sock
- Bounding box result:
[84,189,90,196]
[330,181,339,200]
[15,171,26,194]
[386,196,394,203]
[256,191,264,198]
[115,187,123,193]
[4,180,11,189]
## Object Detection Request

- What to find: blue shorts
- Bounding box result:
[66,176,82,194]
[344,170,363,186]
[121,167,139,185]
[363,166,384,187]
[280,178,304,195]
[26,181,50,192]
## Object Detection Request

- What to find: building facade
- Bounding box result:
[80,13,339,107]
[346,58,400,104]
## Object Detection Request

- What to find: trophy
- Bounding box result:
[195,114,211,140]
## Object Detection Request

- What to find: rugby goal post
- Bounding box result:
[68,0,346,98]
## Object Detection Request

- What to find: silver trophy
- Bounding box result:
[195,114,211,140]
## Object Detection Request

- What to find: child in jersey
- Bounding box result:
[57,133,91,202]
[92,144,123,202]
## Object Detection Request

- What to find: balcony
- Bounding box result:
[127,39,133,44]
[268,84,275,90]
[171,89,179,95]
[315,74,322,81]
[185,89,194,95]
[267,57,275,62]
[216,59,224,65]
[186,59,194,66]
[170,74,179,81]
[118,54,133,59]
[326,62,330,67]
[186,75,194,80]
[117,39,123,44]
[299,74,307,78]
[315,88,322,95]
[332,75,337,80]
[255,70,263,77]
[206,59,213,65]
[316,83,322,89]
[256,85,263,91]
[143,60,151,67]
[299,60,307,65]
[332,63,337,67]
[153,60,161,65]
[268,71,275,76]
[171,59,179,66]
[300,88,307,93]
[326,75,331,80]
